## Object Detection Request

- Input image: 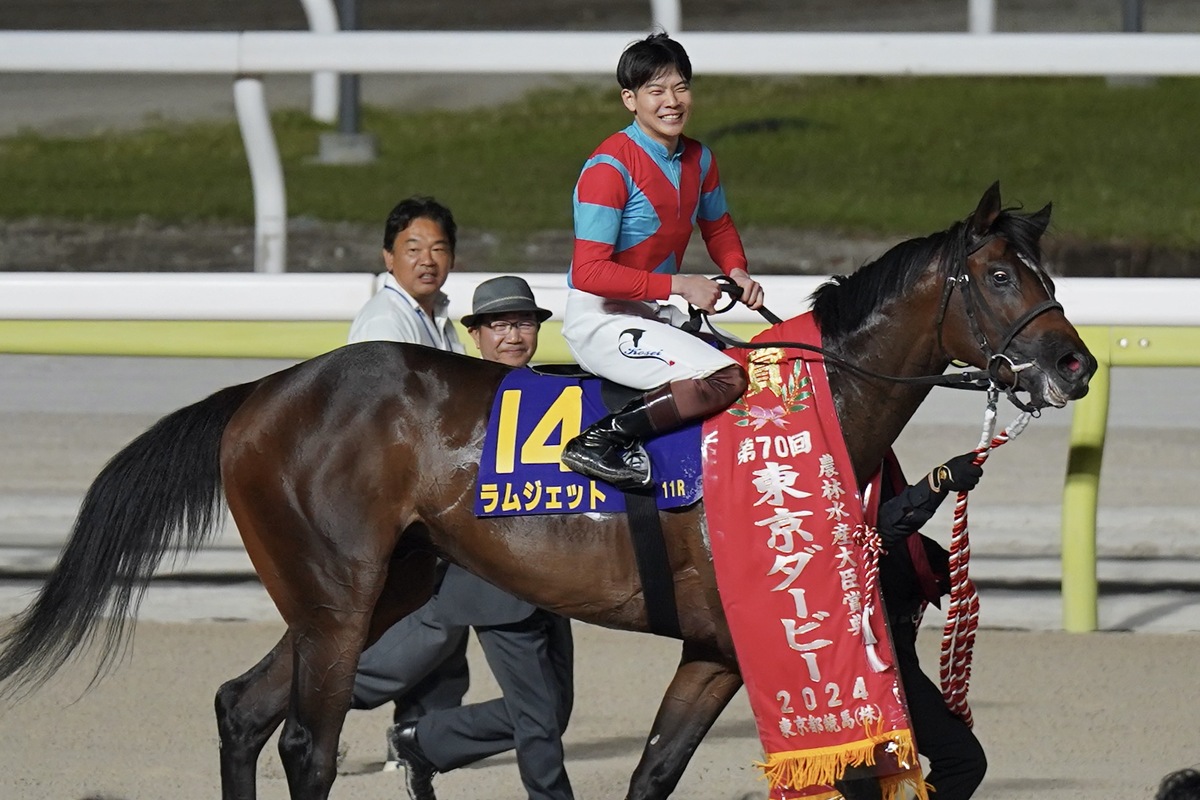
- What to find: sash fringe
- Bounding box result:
[758,728,924,797]
[879,767,932,800]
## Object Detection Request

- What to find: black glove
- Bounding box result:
[927,452,983,494]
[877,453,983,547]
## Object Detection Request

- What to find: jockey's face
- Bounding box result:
[470,311,540,368]
[622,67,691,153]
[382,216,455,316]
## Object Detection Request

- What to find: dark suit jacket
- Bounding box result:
[436,564,538,627]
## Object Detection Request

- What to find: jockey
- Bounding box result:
[561,32,764,491]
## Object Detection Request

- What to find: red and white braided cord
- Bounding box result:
[855,524,889,671]
[938,411,1031,727]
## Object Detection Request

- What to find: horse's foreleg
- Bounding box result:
[625,643,743,800]
[215,632,294,800]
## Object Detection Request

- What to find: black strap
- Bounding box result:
[624,490,682,639]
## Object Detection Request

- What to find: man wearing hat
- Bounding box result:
[461,275,553,368]
[352,276,576,800]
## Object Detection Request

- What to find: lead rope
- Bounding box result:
[937,387,1032,728]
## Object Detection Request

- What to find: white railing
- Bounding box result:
[2,30,1197,273]
[2,273,1196,328]
[3,31,1197,75]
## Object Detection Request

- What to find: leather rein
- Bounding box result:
[690,232,1063,413]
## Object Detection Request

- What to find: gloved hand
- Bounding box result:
[877,453,984,548]
[926,452,983,494]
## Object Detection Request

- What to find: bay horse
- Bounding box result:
[0,183,1095,800]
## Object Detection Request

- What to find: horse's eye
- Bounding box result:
[989,268,1012,285]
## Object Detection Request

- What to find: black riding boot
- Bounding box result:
[561,385,680,491]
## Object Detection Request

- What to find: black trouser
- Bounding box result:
[350,591,470,720]
[891,615,987,800]
[414,610,575,800]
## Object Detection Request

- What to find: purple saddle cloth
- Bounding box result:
[475,367,702,518]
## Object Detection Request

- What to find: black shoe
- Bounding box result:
[384,707,417,772]
[386,723,438,800]
[561,425,653,491]
[382,730,400,772]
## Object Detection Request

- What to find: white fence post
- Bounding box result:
[968,0,996,34]
[233,77,287,274]
[298,0,339,123]
[650,0,682,34]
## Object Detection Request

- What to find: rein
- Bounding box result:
[686,277,993,391]
[691,229,1064,410]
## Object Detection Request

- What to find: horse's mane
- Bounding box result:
[810,206,1049,343]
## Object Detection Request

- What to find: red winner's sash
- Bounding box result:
[702,313,927,800]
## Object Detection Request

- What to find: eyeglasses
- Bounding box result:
[483,319,539,335]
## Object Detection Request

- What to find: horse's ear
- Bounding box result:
[968,181,1002,239]
[1029,202,1052,239]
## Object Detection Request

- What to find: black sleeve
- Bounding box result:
[877,480,946,546]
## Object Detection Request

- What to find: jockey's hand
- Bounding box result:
[672,274,723,313]
[728,268,764,310]
[927,452,983,495]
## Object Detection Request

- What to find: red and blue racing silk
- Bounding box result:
[570,121,748,302]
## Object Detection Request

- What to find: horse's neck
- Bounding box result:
[826,320,946,485]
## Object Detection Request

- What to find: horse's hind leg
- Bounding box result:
[626,642,743,800]
[277,605,374,800]
[215,632,294,800]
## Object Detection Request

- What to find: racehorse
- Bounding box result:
[0,183,1095,800]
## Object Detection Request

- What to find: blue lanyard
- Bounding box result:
[386,285,447,350]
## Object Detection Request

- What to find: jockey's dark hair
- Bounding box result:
[810,205,1052,344]
[617,32,692,91]
[383,195,457,254]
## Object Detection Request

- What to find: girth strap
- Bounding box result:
[624,491,682,640]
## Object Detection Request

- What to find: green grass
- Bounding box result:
[1,76,1198,248]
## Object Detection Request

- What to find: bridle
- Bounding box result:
[933,232,1063,411]
[691,227,1064,412]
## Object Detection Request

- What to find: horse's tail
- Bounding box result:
[0,379,260,699]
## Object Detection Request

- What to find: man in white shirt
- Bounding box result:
[347,195,470,764]
[348,195,465,353]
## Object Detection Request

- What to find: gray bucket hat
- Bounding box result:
[461,276,552,328]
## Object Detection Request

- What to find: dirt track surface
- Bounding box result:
[0,619,1196,800]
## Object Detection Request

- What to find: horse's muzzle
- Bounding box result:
[1024,346,1097,408]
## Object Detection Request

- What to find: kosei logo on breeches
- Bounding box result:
[617,328,675,365]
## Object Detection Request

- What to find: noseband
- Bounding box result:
[935,233,1063,412]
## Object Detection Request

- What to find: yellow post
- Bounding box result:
[1060,327,1110,633]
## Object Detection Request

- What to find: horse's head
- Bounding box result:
[935,182,1096,409]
